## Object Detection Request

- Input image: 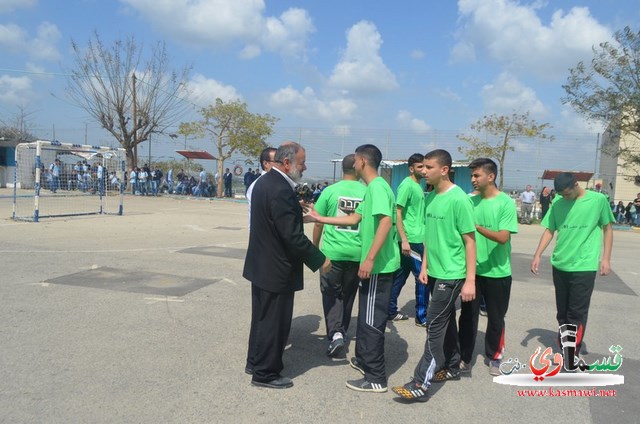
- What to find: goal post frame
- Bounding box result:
[13,140,126,222]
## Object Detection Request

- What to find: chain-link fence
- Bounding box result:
[28,125,601,192]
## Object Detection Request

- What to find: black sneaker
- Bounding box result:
[415,318,427,328]
[432,367,461,383]
[326,337,344,357]
[458,360,471,373]
[350,357,365,376]
[388,313,409,321]
[392,380,429,402]
[346,378,387,393]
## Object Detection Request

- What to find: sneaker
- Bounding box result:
[346,378,387,393]
[479,308,488,317]
[326,336,344,357]
[489,360,501,376]
[414,318,427,328]
[432,368,461,383]
[391,380,429,402]
[388,313,409,321]
[350,357,365,376]
[458,360,471,373]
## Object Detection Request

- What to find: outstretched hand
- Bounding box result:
[303,209,320,224]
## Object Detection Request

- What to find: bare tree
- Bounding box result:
[66,32,191,168]
[0,106,37,142]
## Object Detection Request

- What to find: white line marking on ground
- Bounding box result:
[220,278,237,286]
[183,224,206,232]
[144,297,185,304]
[0,241,247,254]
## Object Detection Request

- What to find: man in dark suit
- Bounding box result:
[243,141,331,389]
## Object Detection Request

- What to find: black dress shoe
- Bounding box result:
[244,367,254,375]
[251,376,293,389]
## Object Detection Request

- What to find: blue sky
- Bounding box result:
[1,0,639,182]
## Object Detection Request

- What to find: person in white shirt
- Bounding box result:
[519,185,536,224]
[247,147,277,229]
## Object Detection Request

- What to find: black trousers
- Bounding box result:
[354,273,393,384]
[413,277,462,389]
[320,260,359,340]
[458,275,512,363]
[246,284,295,382]
[552,267,596,355]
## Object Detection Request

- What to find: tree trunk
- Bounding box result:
[126,148,135,172]
[217,159,225,198]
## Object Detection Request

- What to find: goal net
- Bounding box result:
[13,140,126,221]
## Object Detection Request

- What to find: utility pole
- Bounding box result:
[132,73,138,167]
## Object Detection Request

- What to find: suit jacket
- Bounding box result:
[243,169,326,293]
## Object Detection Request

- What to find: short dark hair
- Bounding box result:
[424,149,452,168]
[408,153,424,167]
[468,157,498,178]
[259,147,277,170]
[355,144,382,169]
[342,153,356,173]
[554,172,577,192]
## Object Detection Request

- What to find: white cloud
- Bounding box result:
[557,104,604,134]
[437,88,462,103]
[396,110,431,133]
[481,72,548,117]
[410,49,425,60]
[30,22,61,61]
[187,74,242,104]
[453,0,612,79]
[329,21,398,94]
[0,21,60,61]
[0,74,34,105]
[0,23,27,51]
[449,40,475,63]
[120,0,314,58]
[0,0,36,13]
[269,85,357,123]
[261,8,314,58]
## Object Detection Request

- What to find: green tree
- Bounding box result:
[66,32,191,169]
[457,112,553,190]
[563,26,640,173]
[179,98,278,197]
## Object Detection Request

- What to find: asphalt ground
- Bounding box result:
[0,191,638,424]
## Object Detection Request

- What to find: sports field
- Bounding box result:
[0,192,638,423]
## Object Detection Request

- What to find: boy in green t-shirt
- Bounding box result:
[392,149,476,403]
[312,154,366,358]
[531,172,614,358]
[309,144,400,393]
[388,153,430,326]
[458,158,518,377]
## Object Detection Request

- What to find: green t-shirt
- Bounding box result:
[355,176,400,274]
[314,180,366,262]
[424,185,475,280]
[396,177,426,243]
[541,190,615,272]
[472,192,518,278]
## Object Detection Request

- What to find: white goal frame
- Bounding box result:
[13,140,126,222]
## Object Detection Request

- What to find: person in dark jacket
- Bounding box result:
[243,142,331,389]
